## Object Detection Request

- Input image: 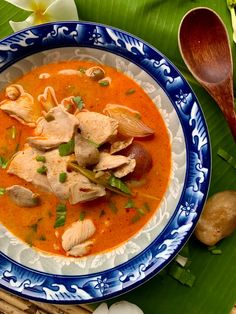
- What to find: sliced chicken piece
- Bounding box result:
[44,149,105,203]
[69,179,106,204]
[65,240,93,257]
[62,219,96,256]
[113,159,136,178]
[6,185,39,207]
[94,152,130,171]
[27,105,79,150]
[76,111,118,145]
[74,133,100,167]
[38,86,58,112]
[7,146,51,192]
[0,84,37,127]
[110,136,133,154]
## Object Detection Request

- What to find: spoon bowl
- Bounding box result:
[178,7,236,140]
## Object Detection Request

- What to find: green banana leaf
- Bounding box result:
[0,1,236,313]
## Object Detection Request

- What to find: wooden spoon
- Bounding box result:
[178,7,236,141]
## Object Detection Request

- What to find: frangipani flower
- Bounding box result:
[93,301,144,314]
[5,0,79,32]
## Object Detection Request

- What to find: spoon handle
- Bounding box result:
[203,76,236,141]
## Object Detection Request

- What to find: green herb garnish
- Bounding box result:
[109,201,118,214]
[126,88,136,95]
[0,188,6,196]
[68,162,132,197]
[37,165,47,174]
[131,214,141,223]
[108,175,131,195]
[143,202,151,212]
[59,172,67,183]
[99,80,109,87]
[59,139,75,156]
[45,114,55,122]
[39,235,46,241]
[7,125,17,139]
[0,156,9,169]
[125,198,135,208]
[29,218,42,232]
[208,245,222,255]
[79,68,86,73]
[99,209,106,217]
[217,148,236,169]
[36,155,46,162]
[168,262,196,287]
[54,204,67,228]
[79,211,86,221]
[73,96,84,110]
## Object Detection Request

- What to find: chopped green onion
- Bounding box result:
[99,80,109,87]
[126,88,136,95]
[99,209,106,217]
[108,175,131,195]
[109,201,118,214]
[73,96,84,110]
[37,165,47,174]
[143,202,151,212]
[168,263,196,287]
[45,114,55,122]
[0,188,6,196]
[137,207,146,216]
[36,155,46,162]
[59,172,67,183]
[125,198,135,208]
[39,235,46,241]
[59,139,75,156]
[217,148,236,169]
[79,211,86,221]
[131,214,140,223]
[79,68,86,73]
[29,218,42,232]
[7,125,17,139]
[208,245,222,255]
[0,156,9,169]
[54,204,67,228]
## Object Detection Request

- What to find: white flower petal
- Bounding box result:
[44,0,79,21]
[9,13,37,32]
[5,0,36,11]
[109,301,144,314]
[93,303,109,314]
[34,0,55,11]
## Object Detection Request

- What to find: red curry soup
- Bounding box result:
[0,61,171,257]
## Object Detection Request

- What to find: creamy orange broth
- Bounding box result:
[0,61,171,257]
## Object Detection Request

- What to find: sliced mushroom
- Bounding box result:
[85,66,105,81]
[0,85,37,127]
[6,185,39,207]
[74,133,100,167]
[195,190,236,246]
[110,136,133,154]
[5,84,24,100]
[62,219,96,256]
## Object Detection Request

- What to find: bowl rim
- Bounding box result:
[0,20,211,304]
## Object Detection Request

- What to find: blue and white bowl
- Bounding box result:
[0,21,211,304]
